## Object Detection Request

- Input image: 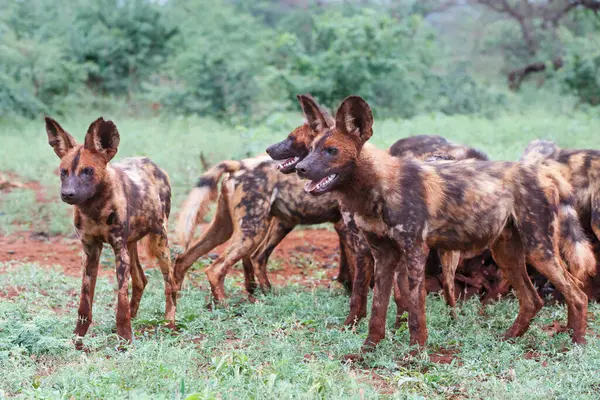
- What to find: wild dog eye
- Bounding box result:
[60,169,68,178]
[81,167,94,176]
[326,147,338,156]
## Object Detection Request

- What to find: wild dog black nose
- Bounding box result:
[61,190,75,200]
[265,145,273,156]
[296,163,309,176]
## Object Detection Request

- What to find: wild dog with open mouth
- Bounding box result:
[45,117,176,348]
[267,94,491,323]
[174,155,354,303]
[521,140,600,298]
[295,95,594,349]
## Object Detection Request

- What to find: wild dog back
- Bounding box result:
[522,141,600,218]
[389,135,489,161]
[113,157,171,235]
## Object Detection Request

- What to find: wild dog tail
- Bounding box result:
[547,163,597,284]
[176,160,243,249]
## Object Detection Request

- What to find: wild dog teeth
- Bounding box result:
[305,174,336,192]
[278,156,299,169]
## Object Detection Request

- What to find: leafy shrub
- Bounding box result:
[559,54,600,106]
[433,65,508,116]
[268,10,442,118]
[552,27,600,106]
[0,13,84,117]
[71,0,177,96]
[161,0,271,120]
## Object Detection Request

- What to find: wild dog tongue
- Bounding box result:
[304,180,319,193]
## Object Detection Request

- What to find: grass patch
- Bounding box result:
[1,263,599,398]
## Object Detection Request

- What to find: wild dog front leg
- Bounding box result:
[402,241,430,347]
[73,239,102,349]
[439,250,461,318]
[333,219,354,292]
[344,247,373,326]
[110,238,133,343]
[393,263,409,328]
[362,234,400,351]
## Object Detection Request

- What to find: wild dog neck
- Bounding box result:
[335,146,393,218]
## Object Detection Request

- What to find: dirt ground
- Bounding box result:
[0,226,344,286]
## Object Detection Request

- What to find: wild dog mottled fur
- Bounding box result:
[174,155,353,302]
[45,117,176,348]
[295,96,593,349]
[389,135,489,161]
[267,94,491,324]
[521,140,600,296]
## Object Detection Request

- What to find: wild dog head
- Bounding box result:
[296,96,373,195]
[45,117,119,205]
[266,94,334,173]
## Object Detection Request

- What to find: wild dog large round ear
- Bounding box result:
[335,96,373,143]
[297,93,335,134]
[84,117,120,162]
[45,116,77,159]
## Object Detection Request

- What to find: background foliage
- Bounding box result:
[6,0,600,122]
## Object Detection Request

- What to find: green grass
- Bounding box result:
[1,263,600,399]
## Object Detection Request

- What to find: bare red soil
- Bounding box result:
[0,227,344,287]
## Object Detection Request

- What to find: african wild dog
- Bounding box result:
[521,140,600,298]
[45,117,176,348]
[295,95,594,349]
[267,94,491,322]
[174,155,355,302]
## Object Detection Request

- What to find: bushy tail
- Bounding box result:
[176,160,243,249]
[558,202,597,284]
[549,164,597,284]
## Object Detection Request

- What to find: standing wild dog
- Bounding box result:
[521,140,600,298]
[45,117,177,348]
[295,96,594,349]
[266,94,490,322]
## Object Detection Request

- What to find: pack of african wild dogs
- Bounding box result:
[45,93,600,353]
